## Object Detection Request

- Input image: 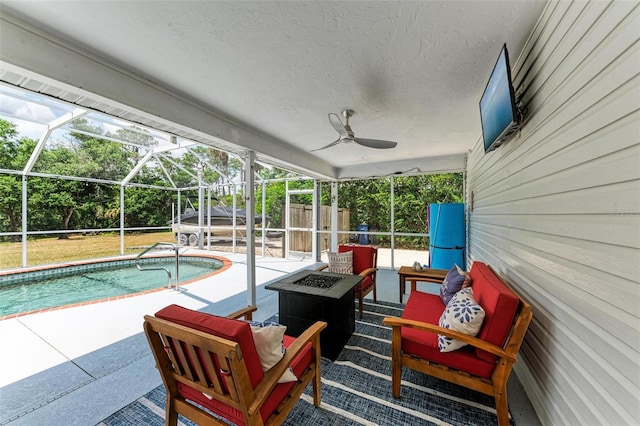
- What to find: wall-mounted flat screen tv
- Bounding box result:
[479,44,520,153]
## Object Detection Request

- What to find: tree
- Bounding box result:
[337,173,463,248]
[24,119,155,236]
[124,186,175,227]
[0,120,38,241]
[0,115,463,248]
[255,168,309,228]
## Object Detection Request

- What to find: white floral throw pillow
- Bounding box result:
[438,287,485,352]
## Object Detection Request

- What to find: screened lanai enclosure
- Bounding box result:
[0,83,463,270]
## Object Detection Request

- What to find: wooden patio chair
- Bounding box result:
[383,264,533,426]
[144,304,326,426]
[317,244,378,318]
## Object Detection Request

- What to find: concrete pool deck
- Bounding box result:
[0,248,540,425]
[0,249,323,425]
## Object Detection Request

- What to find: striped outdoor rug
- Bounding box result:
[100,301,513,425]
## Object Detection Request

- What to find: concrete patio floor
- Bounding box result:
[0,248,540,425]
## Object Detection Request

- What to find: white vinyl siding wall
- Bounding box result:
[466,1,639,425]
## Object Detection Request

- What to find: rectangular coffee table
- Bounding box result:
[265,270,362,360]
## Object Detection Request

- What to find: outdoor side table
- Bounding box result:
[397,266,448,303]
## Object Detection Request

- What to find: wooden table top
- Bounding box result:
[397,266,448,279]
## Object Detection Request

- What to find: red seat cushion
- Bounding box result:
[469,262,520,362]
[401,291,495,378]
[154,304,313,425]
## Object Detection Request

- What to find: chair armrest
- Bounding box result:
[250,321,328,414]
[382,317,515,362]
[316,264,328,271]
[226,306,258,321]
[358,267,377,277]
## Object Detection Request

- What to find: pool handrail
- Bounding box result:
[135,242,180,291]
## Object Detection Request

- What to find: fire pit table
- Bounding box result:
[265,269,363,360]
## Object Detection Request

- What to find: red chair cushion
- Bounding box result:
[469,262,520,362]
[401,291,495,378]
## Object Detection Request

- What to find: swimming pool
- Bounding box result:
[0,255,226,317]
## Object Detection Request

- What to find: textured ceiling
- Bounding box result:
[0,1,547,179]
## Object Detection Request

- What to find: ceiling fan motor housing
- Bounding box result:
[342,109,355,119]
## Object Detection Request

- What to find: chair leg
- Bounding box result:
[390,328,402,398]
[166,396,178,426]
[312,335,322,407]
[494,384,510,426]
[312,368,322,407]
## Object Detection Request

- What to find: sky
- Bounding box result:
[0,92,54,139]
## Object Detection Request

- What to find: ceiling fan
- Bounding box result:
[311,109,398,152]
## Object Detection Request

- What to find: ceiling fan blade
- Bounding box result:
[328,113,349,138]
[311,138,343,152]
[353,138,397,149]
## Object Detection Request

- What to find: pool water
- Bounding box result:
[0,257,223,316]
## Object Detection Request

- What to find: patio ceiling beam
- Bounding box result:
[335,153,466,180]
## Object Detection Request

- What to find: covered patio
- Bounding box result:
[0,248,539,425]
[0,1,638,425]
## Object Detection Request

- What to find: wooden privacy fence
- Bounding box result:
[286,204,350,252]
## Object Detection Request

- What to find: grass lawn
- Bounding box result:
[0,232,175,270]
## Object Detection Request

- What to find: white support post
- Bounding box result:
[120,186,125,255]
[198,170,204,249]
[284,181,290,259]
[245,151,256,308]
[390,176,395,269]
[232,183,237,253]
[207,188,212,251]
[313,180,320,262]
[177,190,182,247]
[331,181,338,252]
[21,175,27,267]
[261,181,266,256]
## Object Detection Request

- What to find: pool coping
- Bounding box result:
[0,253,232,321]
